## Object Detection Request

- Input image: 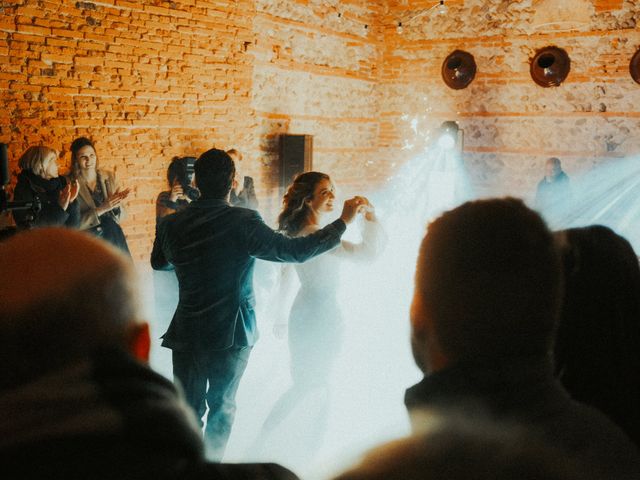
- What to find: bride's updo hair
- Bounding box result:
[278,171,330,236]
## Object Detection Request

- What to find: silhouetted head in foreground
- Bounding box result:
[411,197,562,372]
[0,228,149,389]
[335,420,595,480]
[555,225,640,445]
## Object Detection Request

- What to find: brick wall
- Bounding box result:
[2,0,639,259]
[1,0,255,260]
[251,0,384,217]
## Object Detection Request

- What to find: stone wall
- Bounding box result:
[380,0,640,199]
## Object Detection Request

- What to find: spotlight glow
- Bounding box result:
[535,156,640,253]
[437,132,456,150]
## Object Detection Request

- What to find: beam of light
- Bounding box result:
[437,132,456,150]
[410,118,418,134]
[536,156,640,252]
[143,137,640,479]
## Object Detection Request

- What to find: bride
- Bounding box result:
[254,171,385,461]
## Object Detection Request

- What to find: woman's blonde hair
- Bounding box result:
[18,146,58,178]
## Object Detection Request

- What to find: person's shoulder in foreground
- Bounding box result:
[405,197,640,478]
[0,227,299,480]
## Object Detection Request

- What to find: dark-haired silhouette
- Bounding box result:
[555,225,640,446]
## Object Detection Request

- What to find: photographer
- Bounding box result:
[156,156,199,220]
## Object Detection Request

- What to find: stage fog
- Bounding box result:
[4,0,640,479]
[145,132,640,479]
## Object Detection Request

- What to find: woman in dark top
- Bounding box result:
[155,156,195,220]
[12,145,80,228]
[152,156,196,378]
[555,225,640,446]
[70,137,131,255]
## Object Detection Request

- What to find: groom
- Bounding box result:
[151,148,363,460]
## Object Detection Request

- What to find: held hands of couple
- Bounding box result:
[339,196,375,224]
[97,188,130,216]
[58,180,80,211]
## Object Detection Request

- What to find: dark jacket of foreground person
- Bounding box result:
[405,357,640,480]
[0,348,298,480]
[151,198,346,352]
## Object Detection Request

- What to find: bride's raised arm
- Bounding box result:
[336,200,387,262]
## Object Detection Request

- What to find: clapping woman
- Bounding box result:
[70,137,131,254]
[12,145,80,228]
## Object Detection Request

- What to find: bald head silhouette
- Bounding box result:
[0,228,149,389]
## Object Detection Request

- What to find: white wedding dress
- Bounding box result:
[253,216,387,466]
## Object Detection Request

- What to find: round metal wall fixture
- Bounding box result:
[630,48,640,85]
[441,50,477,90]
[530,46,570,87]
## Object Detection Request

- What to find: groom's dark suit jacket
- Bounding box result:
[151,198,345,353]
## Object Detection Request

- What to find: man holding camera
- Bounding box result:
[151,148,364,460]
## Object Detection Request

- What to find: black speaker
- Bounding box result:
[279,134,312,192]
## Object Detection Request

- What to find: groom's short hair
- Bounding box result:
[414,197,562,362]
[194,149,235,199]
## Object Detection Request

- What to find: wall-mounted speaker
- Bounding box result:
[630,48,640,85]
[441,50,477,90]
[279,134,313,193]
[530,46,570,87]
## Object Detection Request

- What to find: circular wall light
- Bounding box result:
[530,46,570,87]
[630,48,640,85]
[441,50,477,90]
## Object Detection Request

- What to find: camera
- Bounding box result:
[179,156,200,201]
